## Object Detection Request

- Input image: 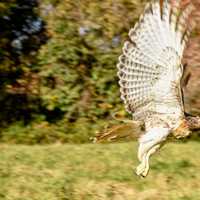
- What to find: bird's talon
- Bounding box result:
[135,163,147,177]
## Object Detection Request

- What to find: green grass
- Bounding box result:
[1,141,200,200]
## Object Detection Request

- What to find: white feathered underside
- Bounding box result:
[117,0,195,121]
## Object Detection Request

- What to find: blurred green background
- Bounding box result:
[0,0,149,144]
[0,0,199,144]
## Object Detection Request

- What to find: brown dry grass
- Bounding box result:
[1,142,200,199]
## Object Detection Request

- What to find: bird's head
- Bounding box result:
[172,118,191,139]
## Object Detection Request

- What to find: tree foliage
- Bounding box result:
[0,0,200,143]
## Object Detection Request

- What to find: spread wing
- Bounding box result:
[117,0,195,121]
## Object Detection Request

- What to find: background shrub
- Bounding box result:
[0,0,199,143]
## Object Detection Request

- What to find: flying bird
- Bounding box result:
[117,0,198,177]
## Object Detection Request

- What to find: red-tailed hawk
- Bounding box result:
[117,0,197,177]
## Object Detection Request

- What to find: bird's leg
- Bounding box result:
[135,127,170,177]
[140,144,160,177]
[136,141,160,177]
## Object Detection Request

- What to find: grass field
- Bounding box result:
[1,141,200,200]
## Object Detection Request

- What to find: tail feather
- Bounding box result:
[93,122,144,143]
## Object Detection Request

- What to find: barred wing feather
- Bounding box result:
[117,0,194,121]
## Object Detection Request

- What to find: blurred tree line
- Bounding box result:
[0,0,148,143]
[0,0,199,144]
